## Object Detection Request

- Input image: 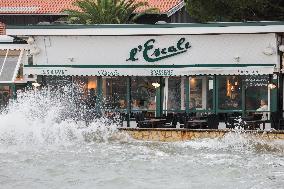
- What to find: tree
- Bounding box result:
[64,0,158,24]
[185,0,284,22]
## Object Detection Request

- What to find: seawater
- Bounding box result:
[0,88,284,189]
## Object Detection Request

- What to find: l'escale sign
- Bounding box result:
[127,38,191,63]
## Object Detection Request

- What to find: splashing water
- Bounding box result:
[0,87,129,149]
[0,88,283,189]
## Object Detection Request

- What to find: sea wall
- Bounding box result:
[119,128,284,142]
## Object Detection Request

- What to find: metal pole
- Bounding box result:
[126,77,131,127]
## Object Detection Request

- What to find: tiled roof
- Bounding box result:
[0,22,5,35]
[0,0,183,15]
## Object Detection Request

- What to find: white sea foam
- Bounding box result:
[179,131,284,154]
[0,88,128,148]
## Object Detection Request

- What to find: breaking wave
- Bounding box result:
[0,87,128,148]
[179,131,284,154]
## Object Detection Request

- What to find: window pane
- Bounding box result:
[0,85,11,109]
[167,77,181,110]
[102,77,127,109]
[218,76,242,110]
[131,76,157,112]
[207,77,214,110]
[72,76,88,100]
[245,75,269,111]
[190,76,213,110]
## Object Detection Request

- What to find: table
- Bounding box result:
[244,120,270,130]
[138,119,167,128]
[186,120,207,129]
[227,116,269,130]
[227,116,245,127]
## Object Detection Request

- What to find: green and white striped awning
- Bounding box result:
[24,64,276,76]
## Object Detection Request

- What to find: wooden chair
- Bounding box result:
[135,113,147,128]
[279,119,284,130]
[207,114,219,129]
[271,112,280,130]
[159,114,177,128]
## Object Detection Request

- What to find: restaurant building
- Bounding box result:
[4,22,284,127]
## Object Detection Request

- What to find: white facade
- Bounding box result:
[24,33,277,76]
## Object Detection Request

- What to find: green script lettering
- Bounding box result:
[126,37,191,63]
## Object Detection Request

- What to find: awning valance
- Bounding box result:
[24,64,276,76]
[0,49,23,83]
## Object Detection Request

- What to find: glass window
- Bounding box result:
[167,77,182,110]
[218,76,242,110]
[72,76,88,100]
[45,76,73,93]
[0,85,11,109]
[131,76,158,112]
[102,77,127,109]
[189,76,213,110]
[244,75,269,111]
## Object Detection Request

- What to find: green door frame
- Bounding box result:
[155,77,163,117]
[126,76,131,127]
[270,74,278,112]
[185,76,190,114]
[213,75,218,114]
[241,79,246,117]
[96,76,102,116]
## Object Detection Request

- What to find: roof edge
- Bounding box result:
[6,21,284,29]
[166,0,185,17]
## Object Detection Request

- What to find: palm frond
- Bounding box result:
[64,0,160,24]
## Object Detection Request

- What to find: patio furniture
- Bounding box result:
[163,114,178,128]
[226,116,239,129]
[244,120,261,130]
[271,112,284,130]
[253,113,263,120]
[186,119,207,129]
[177,113,188,128]
[207,114,219,129]
[135,113,145,127]
[279,119,284,130]
[138,119,167,128]
[223,112,242,129]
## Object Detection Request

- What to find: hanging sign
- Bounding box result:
[244,75,269,87]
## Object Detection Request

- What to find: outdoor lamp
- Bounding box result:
[279,45,284,52]
[233,56,240,62]
[152,82,160,88]
[263,46,275,56]
[30,46,40,55]
[27,37,35,45]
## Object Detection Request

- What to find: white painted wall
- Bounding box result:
[32,34,277,66]
[24,33,278,76]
